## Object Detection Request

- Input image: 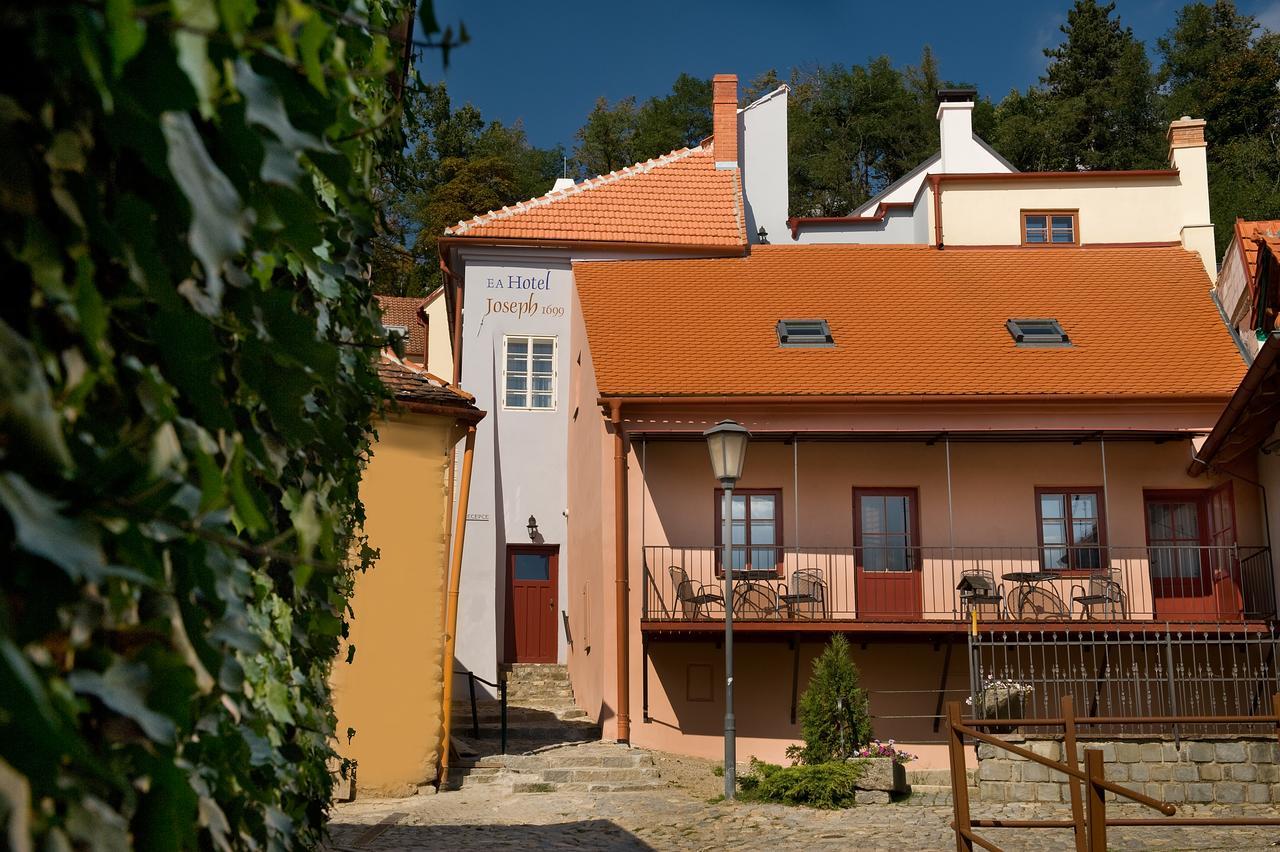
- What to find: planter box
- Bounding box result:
[851,757,907,793]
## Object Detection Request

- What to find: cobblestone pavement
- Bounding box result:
[329,753,1280,851]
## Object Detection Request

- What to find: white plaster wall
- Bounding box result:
[740,87,789,246]
[422,292,454,379]
[456,250,574,686]
[792,209,919,244]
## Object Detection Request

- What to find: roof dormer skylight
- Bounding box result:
[1006,318,1071,348]
[777,319,834,348]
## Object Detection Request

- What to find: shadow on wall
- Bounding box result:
[647,639,969,746]
[328,820,655,850]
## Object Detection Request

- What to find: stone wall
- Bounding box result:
[976,735,1280,805]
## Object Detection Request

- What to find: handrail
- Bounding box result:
[453,668,508,756]
[946,693,1280,851]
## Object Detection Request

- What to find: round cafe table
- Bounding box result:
[1001,571,1069,620]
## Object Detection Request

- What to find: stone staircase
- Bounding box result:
[445,663,663,793]
[903,766,980,806]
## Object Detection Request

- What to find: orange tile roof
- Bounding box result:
[443,146,745,247]
[575,245,1243,398]
[377,354,476,411]
[1235,219,1280,286]
[375,294,426,357]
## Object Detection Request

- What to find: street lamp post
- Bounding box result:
[703,419,750,801]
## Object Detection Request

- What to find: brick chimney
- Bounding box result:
[1167,117,1215,278]
[712,74,738,169]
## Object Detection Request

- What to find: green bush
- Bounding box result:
[737,758,865,809]
[787,635,872,764]
[0,0,434,847]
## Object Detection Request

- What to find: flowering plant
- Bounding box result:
[964,676,1034,706]
[850,738,916,765]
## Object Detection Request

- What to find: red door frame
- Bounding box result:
[1142,486,1240,621]
[504,544,559,663]
[853,487,923,619]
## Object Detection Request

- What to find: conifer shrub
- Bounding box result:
[786,634,873,764]
[737,758,865,809]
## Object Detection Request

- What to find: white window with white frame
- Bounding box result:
[503,335,556,410]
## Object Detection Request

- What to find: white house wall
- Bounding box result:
[740,87,789,245]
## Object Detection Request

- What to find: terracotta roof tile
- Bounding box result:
[377,354,476,411]
[444,146,745,247]
[1235,219,1280,285]
[375,295,426,357]
[575,245,1243,398]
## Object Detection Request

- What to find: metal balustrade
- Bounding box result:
[643,544,1276,625]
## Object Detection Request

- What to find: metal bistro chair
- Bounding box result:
[1008,583,1070,621]
[1071,568,1128,620]
[669,565,723,620]
[956,567,1004,620]
[780,569,829,620]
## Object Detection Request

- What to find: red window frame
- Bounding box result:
[1033,486,1108,575]
[713,487,784,578]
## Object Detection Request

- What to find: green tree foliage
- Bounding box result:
[996,0,1164,171]
[787,635,872,764]
[572,74,715,177]
[0,0,419,846]
[374,83,562,297]
[1158,1,1280,252]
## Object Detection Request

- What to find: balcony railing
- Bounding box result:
[644,544,1277,625]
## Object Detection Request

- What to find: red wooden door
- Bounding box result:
[1145,487,1239,620]
[506,546,558,663]
[854,488,923,619]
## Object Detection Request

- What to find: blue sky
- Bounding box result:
[416,1,1280,152]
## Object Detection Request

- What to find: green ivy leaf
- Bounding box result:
[67,661,178,744]
[160,111,249,314]
[235,59,325,151]
[104,0,146,76]
[0,474,108,582]
[0,318,72,472]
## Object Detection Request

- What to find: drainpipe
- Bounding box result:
[930,174,944,249]
[611,401,631,743]
[439,423,478,788]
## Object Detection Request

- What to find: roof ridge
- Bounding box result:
[445,145,706,235]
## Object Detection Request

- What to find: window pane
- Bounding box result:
[1041,493,1065,519]
[750,521,774,545]
[1025,215,1047,229]
[731,520,746,545]
[507,338,528,355]
[749,494,775,519]
[532,340,554,355]
[731,495,746,520]
[1070,493,1097,520]
[750,547,776,570]
[865,545,885,571]
[532,357,553,375]
[514,553,550,581]
[1147,503,1172,539]
[861,497,885,534]
[1072,521,1099,546]
[1043,547,1069,570]
[1051,229,1074,243]
[506,374,527,392]
[886,496,907,534]
[506,355,527,374]
[1051,215,1074,230]
[505,391,526,407]
[1172,503,1198,538]
[532,376,553,392]
[532,393,553,408]
[1042,520,1065,546]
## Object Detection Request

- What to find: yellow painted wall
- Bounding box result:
[331,412,458,797]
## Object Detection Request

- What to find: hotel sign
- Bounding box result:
[483,270,564,319]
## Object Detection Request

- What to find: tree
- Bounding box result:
[1035,0,1165,169]
[633,73,713,156]
[573,96,639,176]
[787,635,872,765]
[1159,1,1280,252]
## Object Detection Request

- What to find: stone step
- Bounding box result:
[506,663,568,676]
[452,705,584,723]
[539,781,665,793]
[539,767,661,784]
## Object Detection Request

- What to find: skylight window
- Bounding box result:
[777,319,834,348]
[1006,318,1071,348]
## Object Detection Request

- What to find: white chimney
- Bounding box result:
[936,88,978,173]
[550,177,575,193]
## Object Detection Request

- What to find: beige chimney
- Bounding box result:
[1167,117,1215,278]
[712,74,738,169]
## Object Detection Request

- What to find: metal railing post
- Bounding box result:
[468,672,479,739]
[1084,749,1107,852]
[946,702,974,852]
[500,676,508,755]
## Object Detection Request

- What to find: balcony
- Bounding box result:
[643,544,1277,630]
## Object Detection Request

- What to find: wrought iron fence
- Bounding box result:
[968,626,1280,735]
[645,544,1277,624]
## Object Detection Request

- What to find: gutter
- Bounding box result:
[598,393,1234,406]
[1188,332,1280,475]
[437,234,747,256]
[786,202,914,240]
[438,421,481,789]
